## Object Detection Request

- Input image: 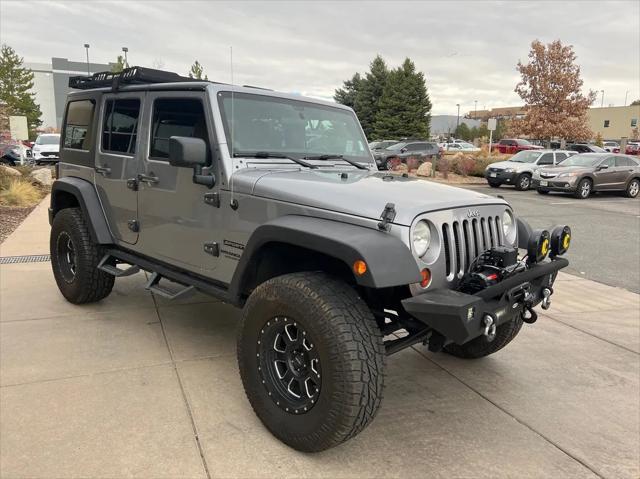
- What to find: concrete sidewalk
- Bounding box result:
[1,201,638,478]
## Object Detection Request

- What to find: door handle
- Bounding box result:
[137,173,159,185]
[95,165,111,176]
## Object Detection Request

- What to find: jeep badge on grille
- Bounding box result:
[467,209,480,218]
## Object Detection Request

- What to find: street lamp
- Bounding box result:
[83,44,90,75]
[122,47,128,67]
[474,100,478,119]
[624,90,630,106]
[600,90,605,108]
[456,103,460,136]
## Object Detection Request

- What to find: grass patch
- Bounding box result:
[0,166,50,207]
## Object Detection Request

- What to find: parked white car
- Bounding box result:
[444,142,480,152]
[32,134,61,164]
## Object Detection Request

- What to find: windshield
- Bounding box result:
[36,135,60,145]
[509,150,540,163]
[386,142,407,151]
[560,154,605,167]
[218,92,371,165]
[516,139,532,145]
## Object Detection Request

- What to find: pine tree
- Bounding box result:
[111,55,128,73]
[354,55,389,138]
[188,60,208,80]
[373,58,431,139]
[454,123,470,140]
[334,73,362,109]
[0,44,42,137]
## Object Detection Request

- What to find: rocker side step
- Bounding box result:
[98,254,141,277]
[144,272,196,300]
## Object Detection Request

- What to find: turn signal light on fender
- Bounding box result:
[353,260,367,276]
[420,268,431,288]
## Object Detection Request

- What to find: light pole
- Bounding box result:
[600,90,605,108]
[122,47,128,67]
[456,103,460,137]
[624,90,630,106]
[474,100,478,119]
[83,44,90,75]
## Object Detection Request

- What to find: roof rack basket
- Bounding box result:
[68,66,196,91]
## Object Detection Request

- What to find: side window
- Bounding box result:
[616,156,634,167]
[405,143,419,152]
[601,157,615,168]
[632,118,638,127]
[537,153,554,165]
[150,98,209,160]
[63,100,95,150]
[555,152,568,163]
[102,99,141,155]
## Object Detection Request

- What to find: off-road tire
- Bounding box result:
[537,188,549,195]
[50,207,114,304]
[515,173,531,191]
[487,179,501,188]
[624,178,640,198]
[444,315,524,359]
[574,178,592,199]
[237,272,385,452]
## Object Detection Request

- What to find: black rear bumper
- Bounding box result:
[401,258,568,345]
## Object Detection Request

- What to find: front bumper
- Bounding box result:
[485,170,517,184]
[532,178,577,191]
[33,152,60,162]
[401,258,568,344]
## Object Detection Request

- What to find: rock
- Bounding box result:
[0,165,22,176]
[393,163,408,172]
[29,168,53,186]
[416,162,432,177]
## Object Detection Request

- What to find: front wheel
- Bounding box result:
[537,188,549,195]
[574,178,592,199]
[624,178,639,198]
[444,316,523,359]
[515,173,531,191]
[237,272,385,452]
[487,179,501,188]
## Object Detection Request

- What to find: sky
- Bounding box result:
[1,0,639,115]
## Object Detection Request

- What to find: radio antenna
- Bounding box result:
[229,46,238,209]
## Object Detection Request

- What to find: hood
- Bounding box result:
[33,144,60,152]
[487,160,531,170]
[231,168,507,226]
[540,165,592,175]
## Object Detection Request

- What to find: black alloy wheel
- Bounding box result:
[258,317,321,414]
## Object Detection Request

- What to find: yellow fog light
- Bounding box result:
[527,229,550,263]
[550,225,571,257]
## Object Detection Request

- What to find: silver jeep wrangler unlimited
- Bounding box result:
[49,67,571,452]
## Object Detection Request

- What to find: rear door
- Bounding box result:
[94,92,144,244]
[136,91,222,275]
[614,156,638,189]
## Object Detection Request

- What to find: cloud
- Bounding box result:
[1,0,638,113]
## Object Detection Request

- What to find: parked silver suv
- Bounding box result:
[485,149,576,190]
[48,67,571,452]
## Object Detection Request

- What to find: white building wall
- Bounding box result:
[24,62,57,130]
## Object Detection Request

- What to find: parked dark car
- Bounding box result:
[373,141,440,170]
[368,140,398,151]
[567,143,607,154]
[0,142,22,166]
[533,153,640,199]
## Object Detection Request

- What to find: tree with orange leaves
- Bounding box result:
[509,40,596,142]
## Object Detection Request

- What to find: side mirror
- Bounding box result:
[596,164,609,171]
[168,136,215,188]
[401,148,407,153]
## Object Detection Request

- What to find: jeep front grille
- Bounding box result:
[442,216,503,279]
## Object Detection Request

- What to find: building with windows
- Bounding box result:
[25,58,112,130]
[588,106,640,141]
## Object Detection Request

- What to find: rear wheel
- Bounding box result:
[624,178,639,198]
[515,173,531,191]
[237,272,385,452]
[574,178,592,199]
[444,316,524,359]
[50,208,114,304]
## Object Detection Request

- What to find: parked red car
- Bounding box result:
[495,139,544,154]
[625,142,639,155]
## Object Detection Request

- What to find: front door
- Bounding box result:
[94,92,144,244]
[593,157,617,189]
[136,91,222,275]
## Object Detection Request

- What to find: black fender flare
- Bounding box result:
[49,177,113,244]
[229,215,421,298]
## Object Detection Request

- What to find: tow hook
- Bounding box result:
[522,306,538,324]
[541,287,552,310]
[482,314,497,341]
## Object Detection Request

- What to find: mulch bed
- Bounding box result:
[0,205,36,245]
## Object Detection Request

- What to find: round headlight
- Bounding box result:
[502,210,517,245]
[413,220,431,258]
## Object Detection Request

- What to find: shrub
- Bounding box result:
[0,179,41,206]
[405,156,420,171]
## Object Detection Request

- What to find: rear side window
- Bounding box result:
[616,156,638,167]
[102,99,141,155]
[63,100,95,150]
[150,98,208,159]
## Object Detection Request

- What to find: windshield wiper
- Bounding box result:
[303,154,368,170]
[233,151,317,169]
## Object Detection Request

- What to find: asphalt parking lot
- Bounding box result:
[461,183,640,293]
